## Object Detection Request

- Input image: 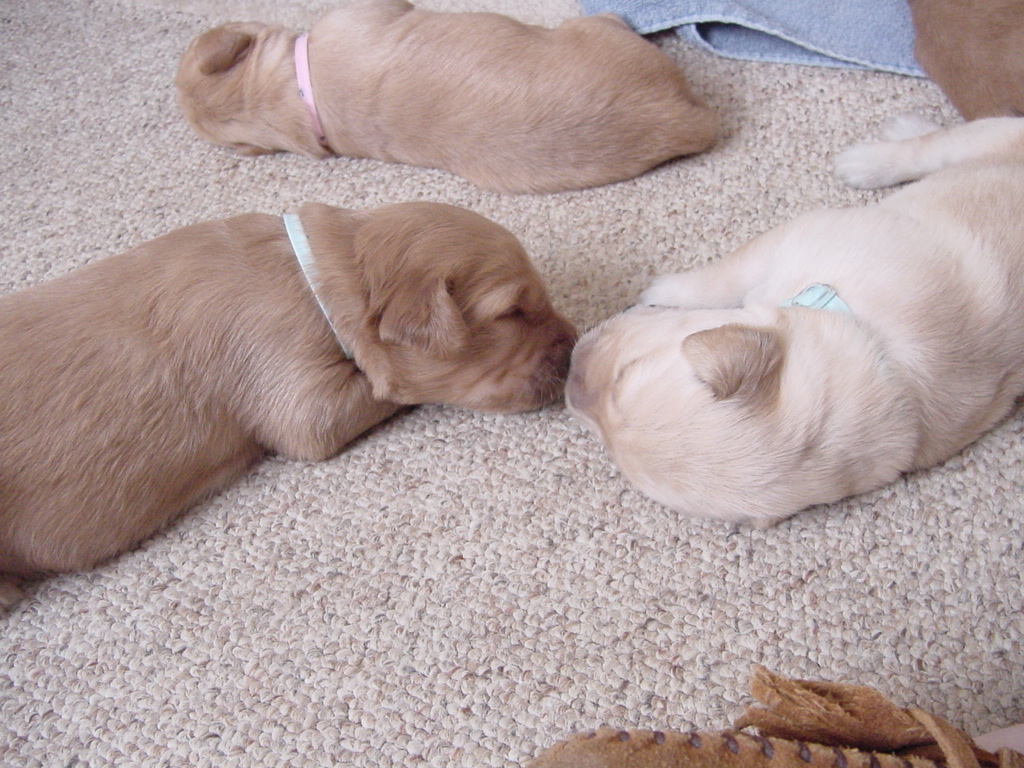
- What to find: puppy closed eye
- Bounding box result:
[499,307,529,321]
[476,283,532,322]
[501,289,555,325]
[610,355,647,409]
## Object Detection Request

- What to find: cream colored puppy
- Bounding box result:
[567,115,1024,525]
[175,0,719,193]
[0,201,575,599]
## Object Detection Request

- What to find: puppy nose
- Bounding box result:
[539,315,577,385]
[551,321,577,372]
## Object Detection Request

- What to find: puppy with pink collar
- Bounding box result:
[175,0,719,193]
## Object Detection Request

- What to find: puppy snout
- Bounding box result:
[532,321,577,404]
[549,322,578,379]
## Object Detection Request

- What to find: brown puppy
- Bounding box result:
[909,0,1024,119]
[0,201,575,599]
[175,0,719,193]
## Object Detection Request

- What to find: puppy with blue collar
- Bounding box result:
[0,201,575,600]
[567,115,1024,525]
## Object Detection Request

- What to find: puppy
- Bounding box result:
[567,115,1024,525]
[909,0,1024,119]
[175,0,719,193]
[0,201,575,596]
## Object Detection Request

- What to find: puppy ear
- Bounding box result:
[683,324,783,405]
[377,278,470,354]
[193,25,257,76]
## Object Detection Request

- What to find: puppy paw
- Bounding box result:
[879,112,940,143]
[640,274,696,307]
[836,114,943,189]
[834,141,904,189]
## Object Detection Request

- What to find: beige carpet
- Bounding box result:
[1,0,1022,765]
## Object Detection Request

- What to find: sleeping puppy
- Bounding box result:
[0,201,575,599]
[175,0,719,193]
[566,115,1024,525]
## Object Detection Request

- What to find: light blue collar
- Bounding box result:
[283,212,354,359]
[781,283,852,314]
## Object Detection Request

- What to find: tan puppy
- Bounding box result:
[175,0,719,193]
[0,201,575,597]
[909,0,1024,119]
[567,115,1024,525]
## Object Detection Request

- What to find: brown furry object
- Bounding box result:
[909,0,1024,119]
[528,667,1024,768]
[175,0,719,193]
[0,201,575,592]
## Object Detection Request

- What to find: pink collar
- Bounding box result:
[294,34,329,149]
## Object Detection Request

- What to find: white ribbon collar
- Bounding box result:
[283,211,354,360]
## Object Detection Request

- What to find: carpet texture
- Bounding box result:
[1,0,1021,766]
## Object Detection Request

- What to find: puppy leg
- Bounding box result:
[642,269,743,309]
[641,230,782,308]
[265,374,401,462]
[878,112,942,142]
[836,115,1024,189]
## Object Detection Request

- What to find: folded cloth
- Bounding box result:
[578,0,925,76]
